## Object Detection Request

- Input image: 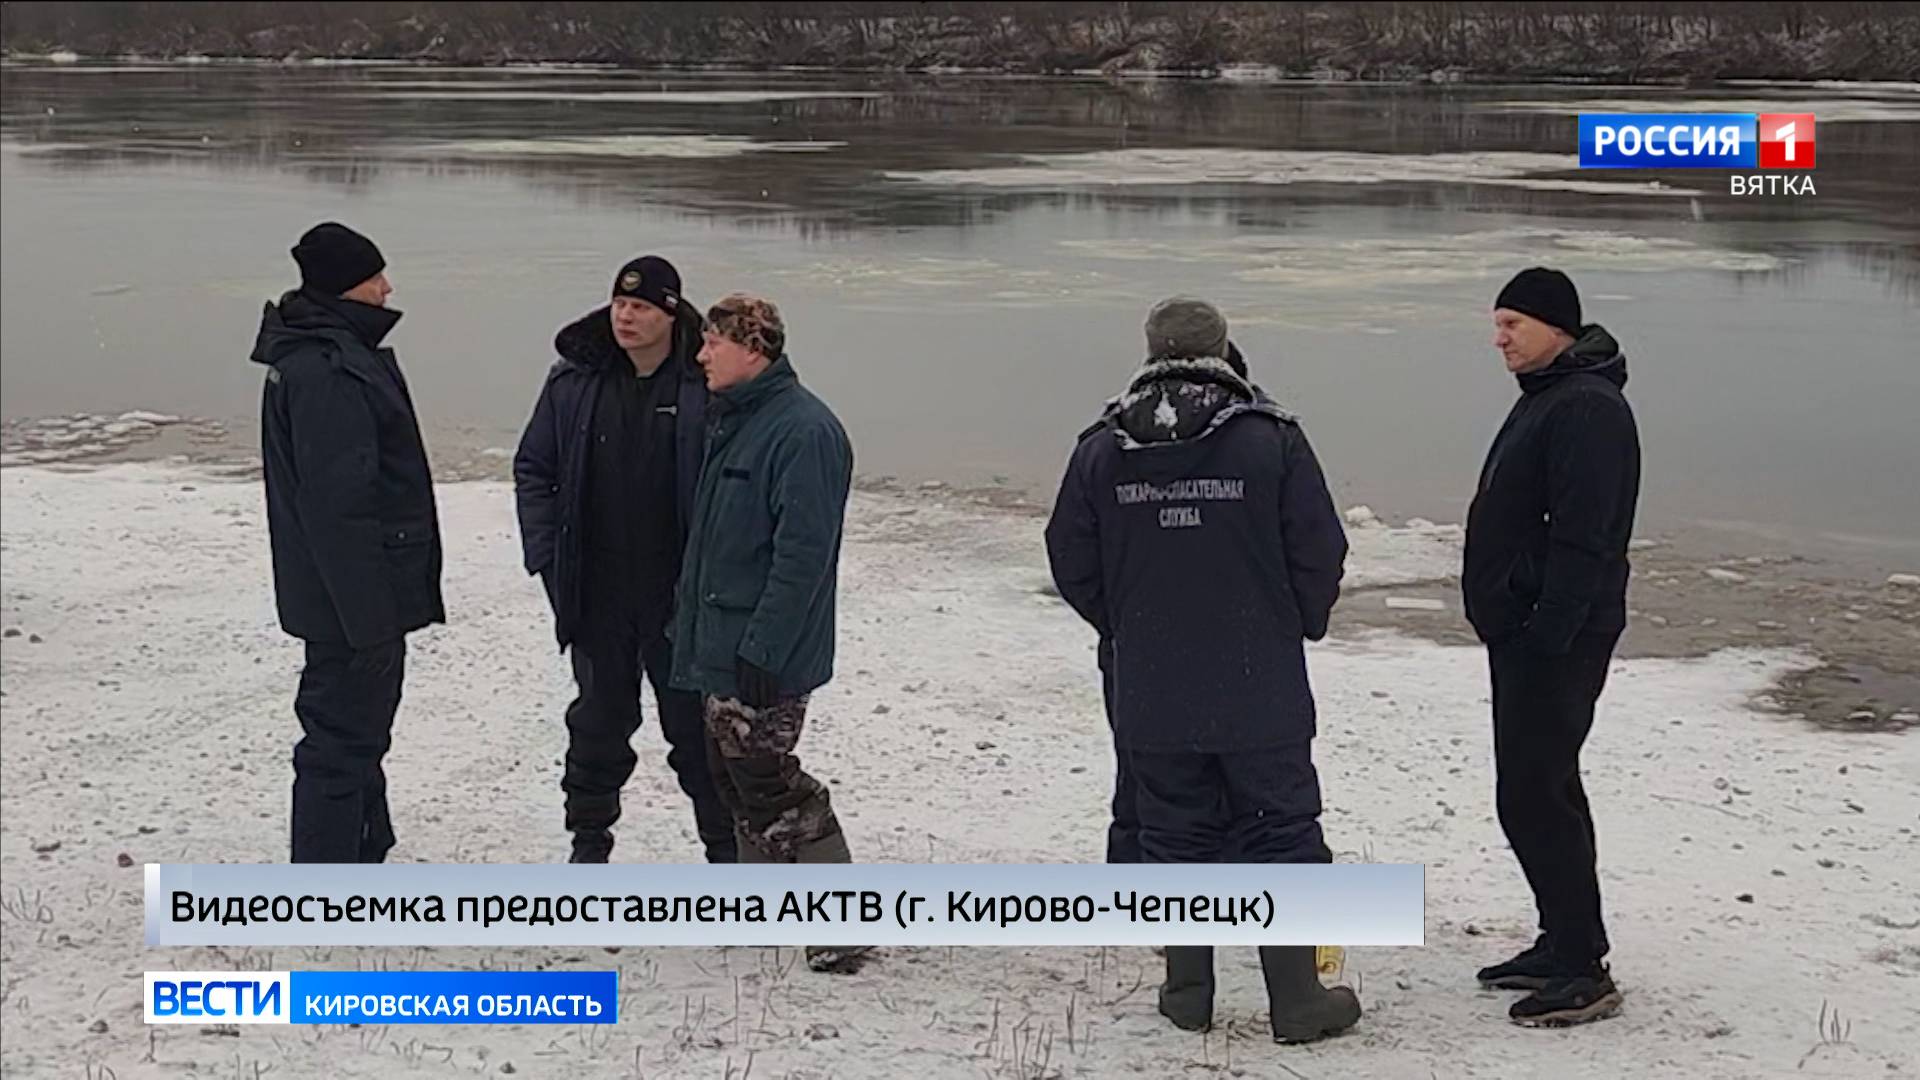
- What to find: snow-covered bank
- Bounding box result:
[1,462,1915,1078]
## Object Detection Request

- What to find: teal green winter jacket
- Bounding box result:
[669,356,853,699]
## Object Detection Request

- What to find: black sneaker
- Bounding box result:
[1476,936,1556,990]
[1509,969,1622,1027]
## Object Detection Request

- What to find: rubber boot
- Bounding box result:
[1156,946,1214,1032]
[796,831,873,973]
[1260,946,1361,1044]
[733,824,783,863]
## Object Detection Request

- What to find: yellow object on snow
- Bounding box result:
[1316,945,1346,980]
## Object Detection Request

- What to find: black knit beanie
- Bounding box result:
[611,255,686,316]
[1494,267,1582,335]
[291,223,386,297]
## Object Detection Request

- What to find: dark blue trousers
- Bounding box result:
[1128,744,1331,866]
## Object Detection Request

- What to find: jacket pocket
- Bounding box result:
[701,578,762,612]
[692,594,753,671]
[383,528,439,628]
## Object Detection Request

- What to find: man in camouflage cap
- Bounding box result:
[668,293,868,973]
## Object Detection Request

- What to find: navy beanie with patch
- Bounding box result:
[611,255,685,316]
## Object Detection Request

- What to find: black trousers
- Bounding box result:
[1489,630,1620,968]
[1129,744,1332,866]
[565,616,735,862]
[292,639,405,863]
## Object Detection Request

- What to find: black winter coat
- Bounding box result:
[252,290,445,649]
[513,307,708,650]
[1045,357,1348,753]
[1463,325,1641,654]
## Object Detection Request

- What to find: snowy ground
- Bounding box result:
[1,461,1915,1079]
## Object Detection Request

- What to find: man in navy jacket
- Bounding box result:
[254,222,444,864]
[1045,297,1359,1043]
[514,256,734,864]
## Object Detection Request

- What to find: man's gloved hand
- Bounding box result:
[735,656,782,710]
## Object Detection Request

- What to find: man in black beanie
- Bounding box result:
[514,255,735,864]
[1463,267,1640,1026]
[251,222,444,863]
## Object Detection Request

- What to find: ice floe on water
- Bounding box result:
[768,256,1119,307]
[368,89,884,104]
[760,223,1780,328]
[1483,96,1920,122]
[0,63,184,74]
[1061,226,1785,288]
[0,412,226,468]
[0,139,88,156]
[1217,64,1288,82]
[428,134,846,159]
[886,148,1692,195]
[1722,79,1920,93]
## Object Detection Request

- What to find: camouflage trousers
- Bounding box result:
[702,694,840,861]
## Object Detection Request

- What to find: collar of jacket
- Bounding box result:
[295,288,402,350]
[712,354,799,414]
[555,303,704,380]
[1517,323,1627,395]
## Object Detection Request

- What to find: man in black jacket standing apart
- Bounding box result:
[253,222,445,864]
[514,256,735,865]
[1464,268,1640,1028]
[1045,297,1360,1044]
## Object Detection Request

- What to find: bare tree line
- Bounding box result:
[3,2,1916,80]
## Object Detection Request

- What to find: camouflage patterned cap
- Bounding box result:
[705,293,786,359]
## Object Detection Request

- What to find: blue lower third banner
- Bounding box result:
[144,970,618,1025]
[145,863,1424,948]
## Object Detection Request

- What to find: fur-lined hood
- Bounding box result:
[1099,355,1297,451]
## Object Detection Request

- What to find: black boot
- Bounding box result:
[565,793,619,863]
[1509,966,1622,1027]
[1157,946,1215,1032]
[700,822,739,864]
[1477,934,1557,990]
[796,831,874,974]
[1260,946,1361,1044]
[568,831,612,863]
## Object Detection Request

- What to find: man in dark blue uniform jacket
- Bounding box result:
[1044,297,1360,1044]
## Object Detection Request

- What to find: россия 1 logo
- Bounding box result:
[1578,112,1816,195]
